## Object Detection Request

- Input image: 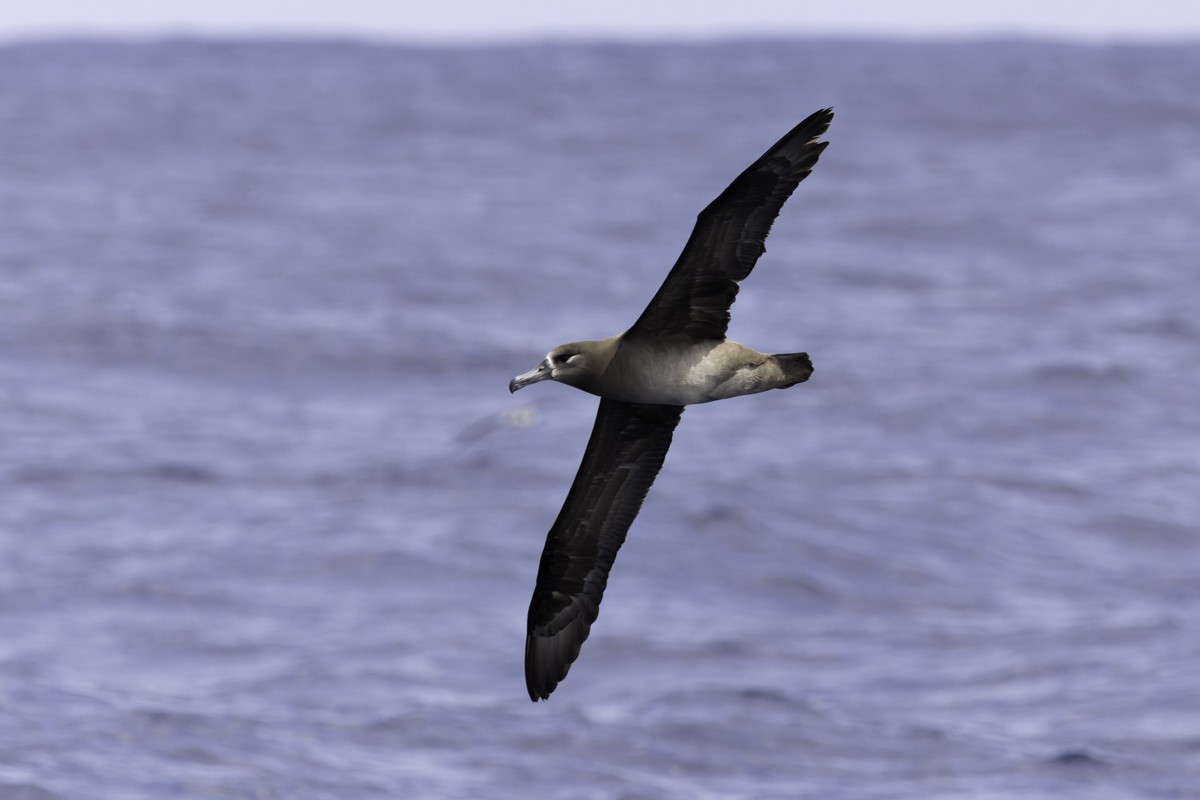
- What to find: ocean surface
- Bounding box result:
[1,37,1198,799]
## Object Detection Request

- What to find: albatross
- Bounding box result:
[510,108,834,701]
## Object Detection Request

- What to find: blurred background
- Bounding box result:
[1,3,1198,799]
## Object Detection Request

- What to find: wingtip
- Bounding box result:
[807,107,835,137]
[525,634,567,701]
[764,107,834,161]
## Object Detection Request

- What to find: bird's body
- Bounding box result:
[511,108,834,701]
[514,335,813,406]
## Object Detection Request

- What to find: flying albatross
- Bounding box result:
[510,108,834,701]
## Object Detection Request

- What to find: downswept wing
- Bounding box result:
[626,108,833,342]
[526,399,684,701]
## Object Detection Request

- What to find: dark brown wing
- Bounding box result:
[526,399,684,701]
[626,108,833,341]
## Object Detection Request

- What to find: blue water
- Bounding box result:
[1,38,1198,799]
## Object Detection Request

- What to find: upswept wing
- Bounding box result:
[626,108,833,341]
[525,399,684,701]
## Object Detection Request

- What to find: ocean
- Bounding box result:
[0,37,1197,799]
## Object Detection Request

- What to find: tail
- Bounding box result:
[771,352,813,388]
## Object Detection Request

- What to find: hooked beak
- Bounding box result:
[509,359,552,393]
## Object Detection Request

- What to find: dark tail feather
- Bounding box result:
[772,352,813,388]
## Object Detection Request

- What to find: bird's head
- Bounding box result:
[509,343,596,393]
